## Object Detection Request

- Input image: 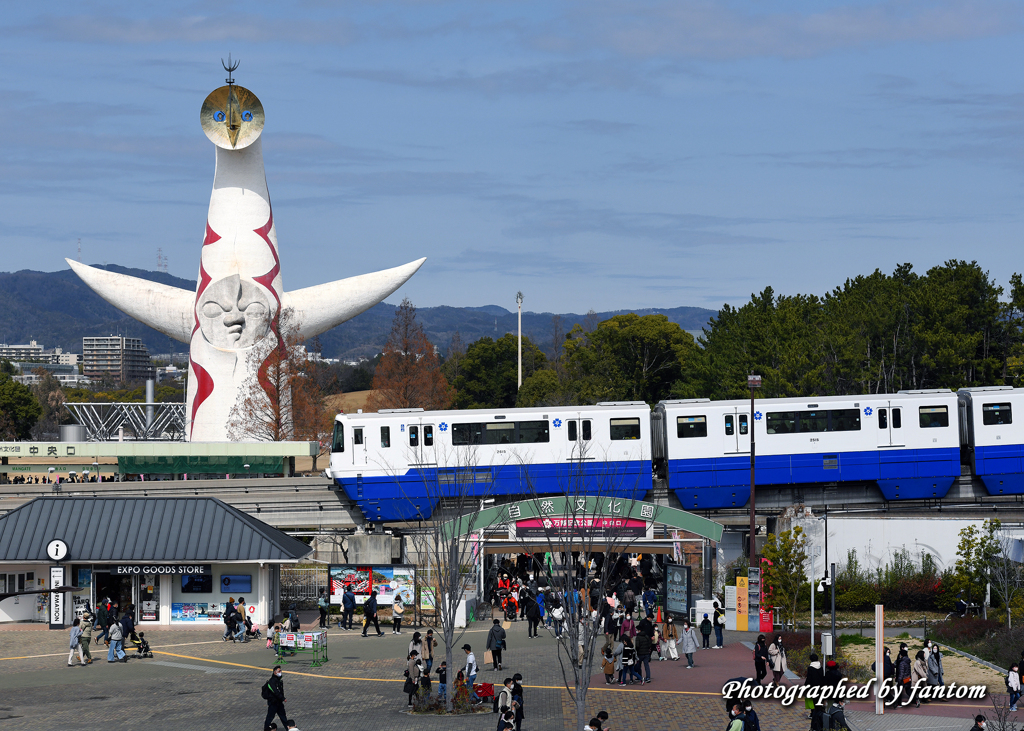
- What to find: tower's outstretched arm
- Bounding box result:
[66,259,194,344]
[282,257,426,339]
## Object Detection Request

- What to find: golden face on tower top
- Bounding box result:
[200,85,265,150]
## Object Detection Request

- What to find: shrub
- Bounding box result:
[836,584,880,611]
[930,617,1002,646]
[878,576,937,611]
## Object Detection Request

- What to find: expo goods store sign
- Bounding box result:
[114,565,212,575]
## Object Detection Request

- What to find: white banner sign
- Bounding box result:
[49,566,64,627]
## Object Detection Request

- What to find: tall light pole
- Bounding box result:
[516,291,524,389]
[747,374,761,564]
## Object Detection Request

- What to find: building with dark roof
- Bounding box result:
[0,496,311,626]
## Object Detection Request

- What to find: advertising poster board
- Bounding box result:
[419,587,436,611]
[171,602,226,622]
[329,565,416,606]
[665,564,691,617]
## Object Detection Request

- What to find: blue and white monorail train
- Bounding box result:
[328,402,652,522]
[328,387,1024,521]
[958,386,1024,496]
[654,390,961,509]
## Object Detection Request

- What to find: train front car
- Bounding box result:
[327,402,652,522]
[959,386,1024,496]
[656,390,961,510]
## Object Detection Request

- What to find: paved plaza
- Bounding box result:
[0,617,1001,730]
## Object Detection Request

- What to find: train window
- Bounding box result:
[677,416,707,438]
[331,422,345,453]
[799,411,828,433]
[518,421,550,443]
[484,423,514,444]
[983,403,1012,426]
[568,420,578,441]
[452,423,478,445]
[766,412,796,435]
[610,418,641,440]
[739,414,748,435]
[725,415,734,436]
[878,409,887,428]
[409,425,419,446]
[582,420,592,440]
[919,406,949,428]
[424,425,434,446]
[353,427,363,446]
[828,409,861,432]
[381,426,391,448]
[893,408,901,428]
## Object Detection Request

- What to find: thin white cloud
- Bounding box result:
[579,0,1023,60]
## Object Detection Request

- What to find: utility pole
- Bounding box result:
[516,291,524,389]
[747,374,761,563]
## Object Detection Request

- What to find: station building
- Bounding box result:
[0,496,311,627]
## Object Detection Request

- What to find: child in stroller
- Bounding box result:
[131,631,153,659]
[244,614,262,640]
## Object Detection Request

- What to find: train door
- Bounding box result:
[408,420,437,467]
[724,408,750,454]
[876,402,904,447]
[350,424,368,467]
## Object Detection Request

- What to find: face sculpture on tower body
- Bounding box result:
[198,274,270,349]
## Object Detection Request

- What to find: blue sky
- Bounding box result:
[1,1,1023,314]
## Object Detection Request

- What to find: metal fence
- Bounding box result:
[281,567,327,607]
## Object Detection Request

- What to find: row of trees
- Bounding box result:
[368,260,1024,414]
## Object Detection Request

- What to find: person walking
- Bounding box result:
[342,587,356,630]
[487,619,507,670]
[635,626,653,684]
[511,672,525,731]
[107,616,126,663]
[79,610,94,664]
[223,597,237,641]
[462,644,481,703]
[662,615,679,661]
[678,619,699,669]
[911,650,928,708]
[497,677,518,728]
[619,612,637,641]
[971,714,987,731]
[1009,662,1021,712]
[927,644,945,688]
[895,647,912,705]
[361,590,383,637]
[804,653,823,717]
[767,634,788,686]
[317,590,328,629]
[392,594,405,634]
[526,596,541,638]
[405,650,422,706]
[754,635,770,685]
[94,600,110,646]
[423,629,436,672]
[408,631,423,661]
[713,601,725,648]
[68,618,86,667]
[699,612,712,649]
[263,665,288,730]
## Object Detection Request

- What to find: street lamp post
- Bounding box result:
[747,375,761,564]
[516,292,524,389]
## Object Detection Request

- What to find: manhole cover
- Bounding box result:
[234,681,253,685]
[343,656,360,659]
[86,697,109,701]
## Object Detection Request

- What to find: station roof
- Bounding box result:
[0,441,317,459]
[0,496,312,564]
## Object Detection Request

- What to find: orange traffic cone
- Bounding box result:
[656,605,662,623]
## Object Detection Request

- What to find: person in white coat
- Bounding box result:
[678,619,699,668]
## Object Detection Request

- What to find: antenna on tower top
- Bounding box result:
[222,53,239,86]
[77,238,82,263]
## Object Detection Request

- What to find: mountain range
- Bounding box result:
[0,266,717,360]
